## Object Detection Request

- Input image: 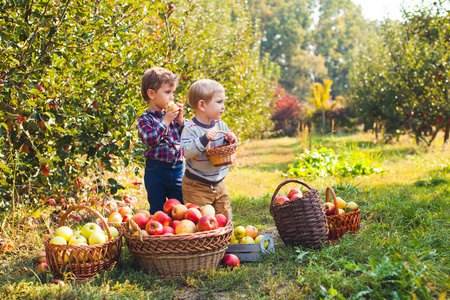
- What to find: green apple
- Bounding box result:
[346,201,359,211]
[68,234,88,245]
[254,234,264,244]
[338,208,345,214]
[88,231,107,245]
[240,236,255,244]
[230,236,240,244]
[105,226,119,239]
[54,226,73,242]
[81,222,103,240]
[50,236,67,245]
[234,226,246,239]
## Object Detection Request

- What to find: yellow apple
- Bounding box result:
[81,222,103,240]
[335,197,346,209]
[88,231,107,245]
[234,226,246,239]
[105,226,119,239]
[68,234,88,245]
[254,234,264,244]
[50,236,67,245]
[230,236,240,244]
[346,201,359,211]
[54,226,73,242]
[240,236,255,244]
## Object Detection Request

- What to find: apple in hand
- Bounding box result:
[54,226,73,242]
[244,225,259,239]
[175,219,196,234]
[81,223,103,240]
[88,231,107,245]
[324,202,336,216]
[221,254,240,269]
[163,198,181,215]
[200,204,215,216]
[185,208,202,224]
[287,188,302,200]
[152,211,172,226]
[171,204,188,220]
[68,234,88,245]
[215,214,228,227]
[146,220,164,235]
[131,212,150,229]
[233,226,246,239]
[274,195,290,205]
[197,214,218,231]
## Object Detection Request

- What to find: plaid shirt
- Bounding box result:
[137,109,185,163]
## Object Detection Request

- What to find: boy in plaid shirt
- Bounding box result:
[137,67,185,214]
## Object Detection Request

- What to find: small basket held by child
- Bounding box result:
[206,130,237,167]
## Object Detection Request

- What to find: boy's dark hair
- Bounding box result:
[141,67,179,102]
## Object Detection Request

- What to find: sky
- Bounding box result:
[351,0,447,21]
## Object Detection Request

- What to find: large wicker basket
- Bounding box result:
[325,187,361,243]
[44,205,123,282]
[206,130,237,167]
[270,180,328,250]
[124,212,233,277]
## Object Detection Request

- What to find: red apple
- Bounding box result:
[118,206,133,217]
[274,195,290,205]
[36,262,48,273]
[171,220,181,231]
[184,208,202,224]
[215,214,228,227]
[244,225,259,239]
[221,254,240,269]
[171,204,188,220]
[197,214,218,231]
[135,210,151,219]
[175,219,196,234]
[186,203,200,210]
[122,214,133,222]
[200,204,215,216]
[163,198,181,215]
[131,212,149,229]
[290,193,302,201]
[145,220,163,235]
[287,188,302,200]
[152,211,172,226]
[324,202,336,216]
[162,226,175,235]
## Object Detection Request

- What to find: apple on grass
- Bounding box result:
[36,262,48,273]
[324,202,336,216]
[200,204,215,216]
[163,198,181,215]
[244,225,259,239]
[175,219,196,234]
[152,211,172,226]
[54,226,73,242]
[185,207,203,224]
[81,223,103,240]
[131,212,150,229]
[215,214,228,227]
[146,220,164,235]
[198,214,218,231]
[233,226,246,239]
[274,195,290,205]
[36,252,47,264]
[287,188,302,200]
[221,254,240,269]
[171,204,188,220]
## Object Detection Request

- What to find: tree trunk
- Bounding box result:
[444,122,450,148]
[322,103,326,135]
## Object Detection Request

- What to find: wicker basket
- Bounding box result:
[206,130,237,167]
[270,179,328,250]
[325,187,361,243]
[45,205,123,282]
[124,212,233,277]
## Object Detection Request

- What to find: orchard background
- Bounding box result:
[0,0,449,299]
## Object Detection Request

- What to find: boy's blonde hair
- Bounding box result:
[141,67,179,102]
[187,79,224,110]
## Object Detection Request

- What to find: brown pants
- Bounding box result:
[182,176,232,219]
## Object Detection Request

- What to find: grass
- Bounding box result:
[1,132,450,299]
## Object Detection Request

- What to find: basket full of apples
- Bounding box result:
[44,205,123,282]
[123,199,233,277]
[324,187,360,243]
[270,179,329,250]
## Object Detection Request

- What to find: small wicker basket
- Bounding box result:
[206,130,237,167]
[270,179,329,250]
[124,211,233,277]
[325,187,361,243]
[44,205,123,282]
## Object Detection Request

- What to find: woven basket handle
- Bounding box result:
[270,179,313,210]
[59,205,113,240]
[325,187,340,215]
[206,130,231,151]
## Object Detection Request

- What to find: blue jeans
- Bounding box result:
[144,159,184,214]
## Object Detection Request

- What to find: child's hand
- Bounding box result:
[175,103,184,126]
[162,106,179,127]
[205,129,217,141]
[225,132,237,144]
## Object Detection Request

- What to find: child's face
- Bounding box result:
[147,82,176,111]
[203,91,226,120]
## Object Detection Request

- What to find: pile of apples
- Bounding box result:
[127,199,228,236]
[274,188,303,205]
[229,225,269,248]
[104,206,135,228]
[49,222,120,247]
[323,196,359,215]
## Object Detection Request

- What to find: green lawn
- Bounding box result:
[1,133,449,299]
